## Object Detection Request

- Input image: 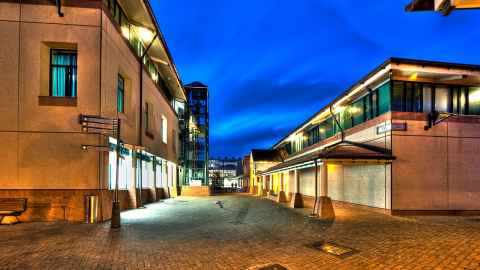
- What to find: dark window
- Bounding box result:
[50,49,77,97]
[117,74,125,113]
[378,82,391,114]
[392,81,404,111]
[413,84,423,112]
[351,99,364,126]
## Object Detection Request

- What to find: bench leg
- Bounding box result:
[0,215,19,225]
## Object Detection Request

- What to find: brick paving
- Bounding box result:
[1,195,480,270]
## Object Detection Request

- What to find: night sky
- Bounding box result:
[151,1,480,158]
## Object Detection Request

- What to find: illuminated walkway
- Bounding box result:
[1,195,480,269]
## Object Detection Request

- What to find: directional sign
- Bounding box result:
[79,114,119,137]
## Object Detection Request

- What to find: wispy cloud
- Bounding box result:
[152,0,480,157]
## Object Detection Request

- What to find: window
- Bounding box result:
[117,74,125,113]
[50,49,77,97]
[451,87,468,115]
[162,115,168,144]
[378,82,391,115]
[392,81,404,112]
[423,85,433,113]
[435,86,449,112]
[469,87,480,115]
[351,99,364,126]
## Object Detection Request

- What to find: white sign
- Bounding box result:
[377,122,392,134]
[190,180,202,186]
[377,122,407,134]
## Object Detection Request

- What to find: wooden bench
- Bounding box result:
[0,198,27,225]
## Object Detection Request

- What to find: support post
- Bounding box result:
[317,161,335,219]
[291,169,303,208]
[111,119,121,228]
[277,172,287,203]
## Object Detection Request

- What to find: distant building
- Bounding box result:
[209,157,242,188]
[183,82,209,187]
[242,155,251,191]
[246,149,283,195]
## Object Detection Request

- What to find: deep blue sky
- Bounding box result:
[151,1,480,158]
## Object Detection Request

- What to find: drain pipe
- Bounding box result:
[329,105,344,142]
[55,0,64,17]
[138,31,158,208]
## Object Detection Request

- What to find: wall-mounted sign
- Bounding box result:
[190,180,203,187]
[377,122,407,134]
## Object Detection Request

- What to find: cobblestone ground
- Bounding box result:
[1,195,480,270]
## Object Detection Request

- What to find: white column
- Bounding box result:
[295,169,300,193]
[321,162,328,197]
[280,173,284,191]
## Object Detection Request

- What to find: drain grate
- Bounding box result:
[310,241,357,259]
[254,263,288,270]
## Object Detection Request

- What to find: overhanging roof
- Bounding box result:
[405,0,435,11]
[251,149,283,162]
[118,0,186,101]
[272,57,480,149]
[259,141,395,176]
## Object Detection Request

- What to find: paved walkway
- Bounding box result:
[1,195,480,270]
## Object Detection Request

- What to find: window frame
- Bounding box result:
[117,74,125,113]
[49,49,78,97]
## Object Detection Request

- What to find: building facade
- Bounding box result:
[242,155,251,191]
[0,0,188,222]
[208,157,242,188]
[183,82,209,186]
[246,150,283,196]
[251,58,480,214]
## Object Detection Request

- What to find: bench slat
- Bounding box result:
[0,198,27,213]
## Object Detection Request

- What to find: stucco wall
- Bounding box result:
[0,3,103,190]
[392,118,480,211]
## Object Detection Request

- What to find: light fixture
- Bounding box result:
[136,26,155,43]
[81,145,88,150]
[409,72,418,81]
[333,106,345,114]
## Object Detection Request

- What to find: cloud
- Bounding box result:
[152,0,480,157]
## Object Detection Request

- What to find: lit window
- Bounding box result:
[50,49,77,97]
[435,86,449,112]
[162,115,168,144]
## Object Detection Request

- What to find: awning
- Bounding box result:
[118,0,186,101]
[258,141,395,176]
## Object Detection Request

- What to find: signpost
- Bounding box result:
[79,115,122,228]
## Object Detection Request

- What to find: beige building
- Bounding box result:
[247,149,282,196]
[253,58,480,215]
[0,0,187,222]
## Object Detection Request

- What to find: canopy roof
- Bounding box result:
[258,141,395,176]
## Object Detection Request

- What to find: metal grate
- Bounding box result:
[310,241,357,258]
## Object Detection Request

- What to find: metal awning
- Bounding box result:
[258,141,395,176]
